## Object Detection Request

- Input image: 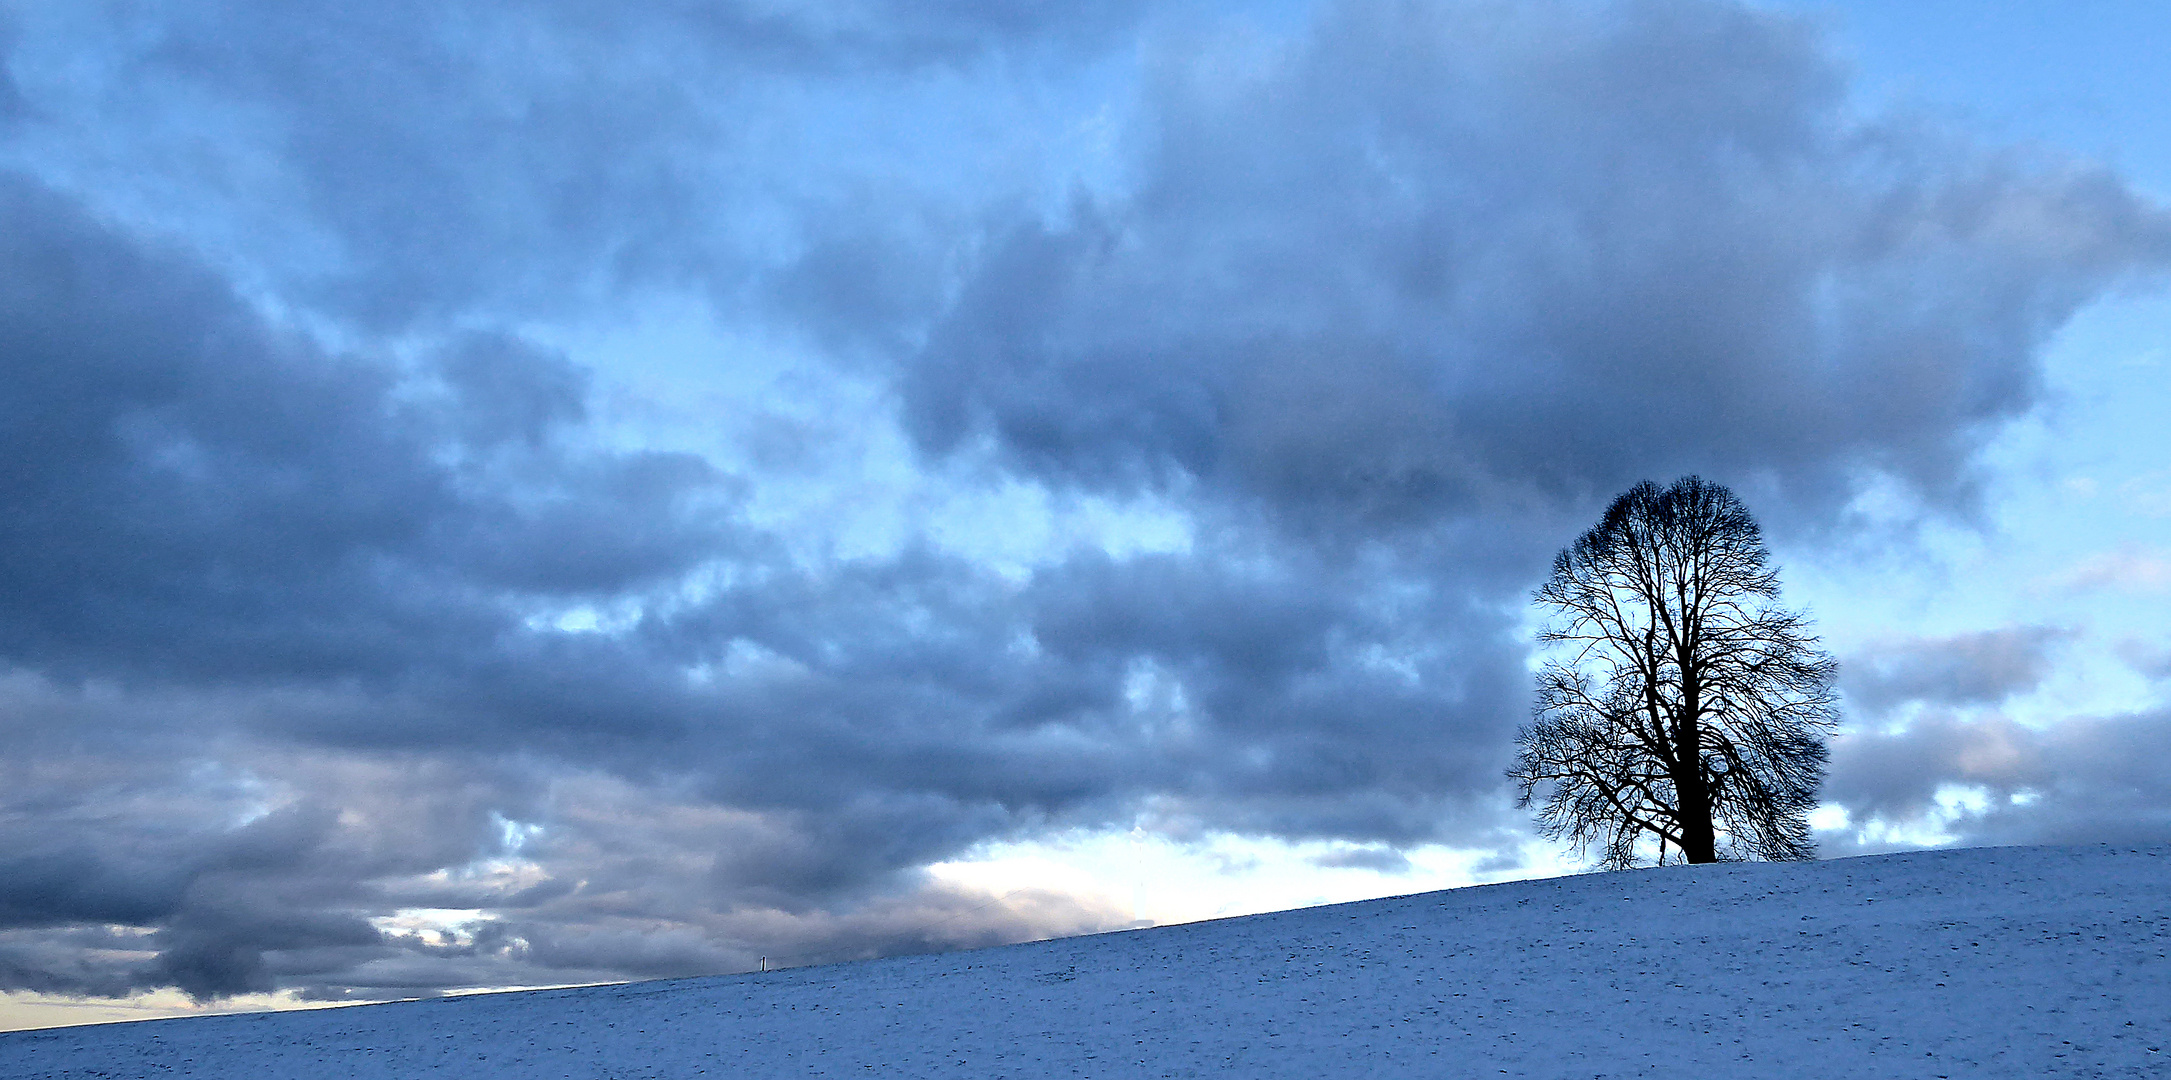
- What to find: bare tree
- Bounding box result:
[1509,476,1838,868]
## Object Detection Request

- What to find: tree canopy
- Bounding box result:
[1509,476,1839,868]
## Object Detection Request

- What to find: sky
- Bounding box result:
[0,0,2167,1029]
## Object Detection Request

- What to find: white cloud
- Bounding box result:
[2050,544,2171,592]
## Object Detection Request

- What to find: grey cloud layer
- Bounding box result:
[1842,626,2075,714]
[1824,625,2170,853]
[902,0,2168,526]
[1826,709,2171,852]
[0,170,1510,997]
[4,0,1141,329]
[1,0,2166,1001]
[0,176,726,689]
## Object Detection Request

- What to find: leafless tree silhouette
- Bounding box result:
[1509,477,1838,868]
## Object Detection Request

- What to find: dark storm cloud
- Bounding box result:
[0,174,725,688]
[1014,546,1523,841]
[0,174,743,997]
[1841,626,2074,714]
[0,170,1356,996]
[627,537,1520,867]
[1,0,2167,1006]
[0,677,551,998]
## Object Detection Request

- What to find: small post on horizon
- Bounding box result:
[760,956,767,973]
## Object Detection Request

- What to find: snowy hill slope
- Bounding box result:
[3,844,2165,1079]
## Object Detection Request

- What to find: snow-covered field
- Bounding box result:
[3,844,2164,1078]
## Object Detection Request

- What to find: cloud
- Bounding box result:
[1825,709,2171,850]
[1841,626,2073,714]
[1310,846,1414,874]
[0,174,727,689]
[1,1,1148,330]
[0,10,22,123]
[2116,639,2171,680]
[0,172,1511,996]
[2051,544,2171,593]
[0,0,2165,1004]
[897,0,2171,532]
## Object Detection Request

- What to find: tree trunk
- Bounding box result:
[1675,670,1718,863]
[1677,775,1717,863]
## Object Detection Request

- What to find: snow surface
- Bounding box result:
[3,844,2165,1078]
